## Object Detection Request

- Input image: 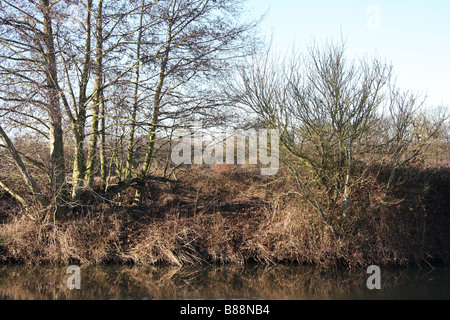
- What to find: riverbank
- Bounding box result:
[1,164,449,267]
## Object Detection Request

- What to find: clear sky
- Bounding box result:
[244,0,450,108]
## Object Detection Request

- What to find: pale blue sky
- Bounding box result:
[244,0,450,107]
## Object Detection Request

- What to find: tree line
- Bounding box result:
[0,0,447,232]
[0,0,258,221]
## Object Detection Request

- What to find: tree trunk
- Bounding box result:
[134,43,171,204]
[85,0,103,188]
[71,0,92,199]
[41,0,66,219]
[125,1,145,183]
[99,93,107,191]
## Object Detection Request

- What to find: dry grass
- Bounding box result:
[0,160,449,267]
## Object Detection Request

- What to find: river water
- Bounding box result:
[0,264,449,300]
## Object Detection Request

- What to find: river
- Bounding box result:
[0,264,449,300]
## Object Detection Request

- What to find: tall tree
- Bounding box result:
[0,0,66,219]
[85,0,103,188]
[133,0,258,203]
[69,0,93,199]
[0,0,260,214]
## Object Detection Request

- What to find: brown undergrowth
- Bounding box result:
[0,163,449,267]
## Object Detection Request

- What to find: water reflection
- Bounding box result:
[0,264,449,300]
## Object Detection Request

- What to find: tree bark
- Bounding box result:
[41,0,66,219]
[71,0,93,199]
[99,93,107,191]
[134,29,171,204]
[125,1,145,184]
[85,0,103,188]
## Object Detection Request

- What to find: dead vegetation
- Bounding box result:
[1,157,449,267]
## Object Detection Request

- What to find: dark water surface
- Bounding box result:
[0,264,449,300]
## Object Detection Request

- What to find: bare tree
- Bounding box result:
[131,0,258,203]
[0,0,259,218]
[0,0,66,219]
[229,41,446,234]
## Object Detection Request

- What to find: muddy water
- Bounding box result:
[0,264,449,300]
